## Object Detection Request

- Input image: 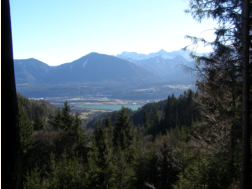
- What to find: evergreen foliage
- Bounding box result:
[45,152,85,188]
[146,146,159,189]
[53,101,87,153]
[143,110,149,128]
[53,108,64,130]
[18,101,37,184]
[184,0,252,187]
[18,102,35,155]
[23,165,43,189]
[113,107,134,151]
[33,113,45,131]
[17,92,55,122]
[86,118,116,188]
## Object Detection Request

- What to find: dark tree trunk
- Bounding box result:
[2,0,23,188]
[241,0,251,188]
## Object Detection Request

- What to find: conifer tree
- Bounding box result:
[86,138,103,188]
[93,120,103,148]
[53,108,64,130]
[18,102,36,184]
[146,145,159,189]
[53,101,86,138]
[69,112,87,151]
[112,108,136,188]
[62,101,74,132]
[143,110,149,128]
[104,117,113,137]
[185,1,251,186]
[23,165,43,189]
[101,118,116,189]
[86,118,116,188]
[113,107,134,151]
[53,101,75,132]
[47,152,60,188]
[53,102,87,156]
[18,102,35,155]
[33,113,45,131]
[113,147,135,189]
[185,89,194,126]
[46,152,85,188]
[157,138,180,189]
[134,136,155,189]
[163,94,177,130]
[152,104,159,130]
[148,104,160,136]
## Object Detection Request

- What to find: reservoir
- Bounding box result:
[75,104,142,111]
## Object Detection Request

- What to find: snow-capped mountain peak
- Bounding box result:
[116,49,208,62]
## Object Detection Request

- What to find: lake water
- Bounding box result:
[75,104,142,111]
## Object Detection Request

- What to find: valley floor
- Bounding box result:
[39,96,162,120]
[42,96,159,106]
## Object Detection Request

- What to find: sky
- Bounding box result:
[10,0,218,66]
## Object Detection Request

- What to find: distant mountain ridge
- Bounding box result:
[42,52,163,84]
[14,52,163,86]
[116,50,202,85]
[14,58,52,84]
[116,49,208,61]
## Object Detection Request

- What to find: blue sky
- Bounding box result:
[10,0,218,66]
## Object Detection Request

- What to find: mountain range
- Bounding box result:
[14,49,202,99]
[115,49,207,61]
[14,53,162,85]
[116,49,203,85]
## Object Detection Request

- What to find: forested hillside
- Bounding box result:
[86,90,201,137]
[17,83,249,188]
[17,93,55,123]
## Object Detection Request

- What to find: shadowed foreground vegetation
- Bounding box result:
[17,84,251,188]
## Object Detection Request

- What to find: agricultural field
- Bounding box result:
[45,97,146,120]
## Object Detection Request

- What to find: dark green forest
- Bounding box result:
[17,81,250,189]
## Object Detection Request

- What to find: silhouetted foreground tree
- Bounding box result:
[185,0,251,187]
[2,0,22,188]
